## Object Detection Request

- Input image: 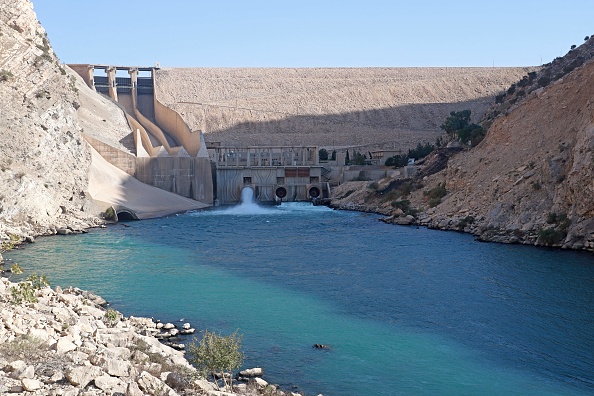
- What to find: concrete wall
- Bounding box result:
[68,64,94,89]
[84,134,136,176]
[154,97,201,157]
[136,157,213,204]
[215,167,325,205]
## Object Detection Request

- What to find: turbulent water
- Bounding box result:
[5,200,594,396]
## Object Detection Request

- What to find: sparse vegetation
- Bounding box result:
[458,215,475,230]
[385,142,436,168]
[318,148,329,161]
[538,227,566,245]
[103,307,120,327]
[1,234,21,252]
[0,69,14,82]
[440,110,485,146]
[187,330,245,391]
[0,335,48,362]
[68,75,78,93]
[368,181,379,190]
[424,183,447,207]
[103,206,117,221]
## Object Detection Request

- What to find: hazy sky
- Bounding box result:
[32,0,594,68]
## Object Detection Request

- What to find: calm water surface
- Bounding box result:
[5,202,594,395]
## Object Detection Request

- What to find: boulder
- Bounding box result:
[126,381,144,396]
[21,378,42,391]
[239,367,264,377]
[166,371,191,390]
[55,337,77,354]
[163,323,176,330]
[65,366,102,387]
[137,371,178,396]
[13,364,35,380]
[94,374,125,394]
[194,379,217,392]
[253,377,269,388]
[182,323,191,330]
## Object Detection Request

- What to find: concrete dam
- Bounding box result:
[70,64,329,208]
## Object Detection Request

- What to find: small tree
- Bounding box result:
[187,330,245,391]
[318,148,329,161]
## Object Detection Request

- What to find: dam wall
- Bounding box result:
[70,64,214,206]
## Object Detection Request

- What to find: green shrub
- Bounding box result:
[318,148,329,161]
[428,197,442,208]
[187,330,245,391]
[538,228,566,245]
[104,206,117,221]
[391,199,410,211]
[538,76,551,87]
[0,69,14,82]
[26,273,49,289]
[425,183,447,200]
[368,182,379,191]
[0,335,47,362]
[10,282,37,304]
[458,215,475,230]
[103,308,120,327]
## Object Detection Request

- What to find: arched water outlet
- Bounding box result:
[241,186,255,204]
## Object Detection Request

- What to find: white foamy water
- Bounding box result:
[190,187,334,216]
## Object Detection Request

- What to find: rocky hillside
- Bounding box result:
[332,40,594,252]
[156,67,532,149]
[0,0,101,245]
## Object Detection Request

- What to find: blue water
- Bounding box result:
[5,202,594,395]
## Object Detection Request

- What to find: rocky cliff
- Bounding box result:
[0,0,102,244]
[332,40,594,252]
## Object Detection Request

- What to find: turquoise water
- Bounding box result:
[5,202,594,395]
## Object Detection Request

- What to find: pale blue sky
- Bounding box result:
[32,0,594,68]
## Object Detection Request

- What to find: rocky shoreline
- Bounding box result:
[0,275,313,396]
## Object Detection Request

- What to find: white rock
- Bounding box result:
[239,367,264,377]
[126,381,144,396]
[137,371,178,396]
[163,323,175,330]
[194,379,217,392]
[65,365,102,387]
[55,336,77,354]
[182,323,191,330]
[254,377,269,388]
[21,378,42,391]
[168,328,179,336]
[94,374,125,393]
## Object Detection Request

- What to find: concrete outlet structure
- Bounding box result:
[70,64,213,207]
[212,146,330,205]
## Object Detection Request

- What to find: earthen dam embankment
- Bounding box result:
[155,67,535,150]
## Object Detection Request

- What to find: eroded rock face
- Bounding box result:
[0,0,101,243]
[331,52,594,252]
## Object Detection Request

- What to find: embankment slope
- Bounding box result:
[156,67,533,149]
